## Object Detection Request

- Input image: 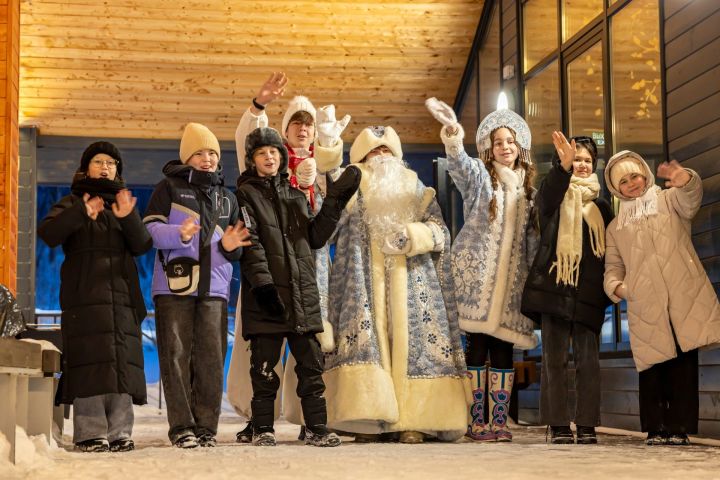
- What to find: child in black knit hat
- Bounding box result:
[38,141,152,453]
[235,127,360,447]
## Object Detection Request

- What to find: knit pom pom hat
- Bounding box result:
[281,96,317,138]
[349,126,403,164]
[180,123,221,164]
[80,141,123,176]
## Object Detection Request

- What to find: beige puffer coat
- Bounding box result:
[603,152,720,372]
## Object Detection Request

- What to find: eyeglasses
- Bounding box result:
[90,159,118,168]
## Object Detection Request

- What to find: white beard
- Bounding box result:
[362,155,419,245]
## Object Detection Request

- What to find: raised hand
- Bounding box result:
[317,105,351,147]
[656,160,691,188]
[551,131,576,172]
[254,72,289,108]
[425,97,459,131]
[111,189,137,218]
[295,157,317,188]
[179,216,201,242]
[83,193,105,221]
[221,222,252,251]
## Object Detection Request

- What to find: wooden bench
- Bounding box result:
[0,338,61,464]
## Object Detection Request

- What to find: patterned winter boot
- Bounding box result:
[465,365,495,442]
[488,367,515,442]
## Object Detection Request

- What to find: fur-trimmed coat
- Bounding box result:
[444,144,538,349]
[322,162,469,438]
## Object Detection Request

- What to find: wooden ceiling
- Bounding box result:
[19,0,485,145]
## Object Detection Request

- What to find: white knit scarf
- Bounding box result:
[550,173,605,287]
[616,185,660,230]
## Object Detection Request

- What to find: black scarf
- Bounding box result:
[71,173,126,205]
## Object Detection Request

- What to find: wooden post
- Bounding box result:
[0,0,20,294]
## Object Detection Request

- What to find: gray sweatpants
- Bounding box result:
[154,295,228,443]
[72,393,133,444]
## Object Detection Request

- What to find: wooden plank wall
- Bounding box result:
[19,0,484,144]
[0,0,19,294]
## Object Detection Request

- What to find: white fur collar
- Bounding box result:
[492,161,524,188]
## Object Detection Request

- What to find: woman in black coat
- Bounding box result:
[37,141,152,453]
[521,135,614,445]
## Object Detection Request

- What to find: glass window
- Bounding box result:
[567,41,607,180]
[478,1,501,121]
[459,63,479,139]
[610,0,663,171]
[562,0,603,41]
[523,0,559,73]
[524,60,561,177]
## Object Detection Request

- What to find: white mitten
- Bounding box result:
[317,105,351,147]
[315,319,335,353]
[295,157,317,188]
[425,97,459,129]
[381,228,412,255]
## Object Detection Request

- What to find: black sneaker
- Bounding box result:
[305,425,342,447]
[645,431,668,446]
[667,433,690,446]
[236,421,253,443]
[576,426,597,445]
[549,426,574,444]
[109,438,135,452]
[252,431,276,447]
[197,434,217,447]
[174,433,199,449]
[75,438,109,453]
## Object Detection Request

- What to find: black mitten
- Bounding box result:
[252,284,285,317]
[326,166,362,209]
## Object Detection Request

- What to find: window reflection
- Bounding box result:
[611,0,663,172]
[524,61,561,178]
[523,0,559,73]
[562,0,603,41]
[479,1,501,121]
[567,41,606,183]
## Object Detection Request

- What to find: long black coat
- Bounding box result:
[521,163,614,333]
[37,193,152,404]
[236,170,341,339]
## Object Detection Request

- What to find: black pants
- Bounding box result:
[250,333,326,431]
[155,295,228,442]
[540,315,600,427]
[639,348,699,434]
[465,332,513,369]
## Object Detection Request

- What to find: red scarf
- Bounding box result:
[286,144,316,211]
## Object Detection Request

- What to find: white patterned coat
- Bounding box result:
[445,144,538,349]
[322,162,469,438]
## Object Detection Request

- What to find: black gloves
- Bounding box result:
[326,166,362,210]
[252,284,285,317]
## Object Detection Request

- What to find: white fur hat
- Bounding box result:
[349,126,403,164]
[281,96,317,138]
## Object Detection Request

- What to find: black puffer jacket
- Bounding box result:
[236,167,342,339]
[521,163,614,333]
[38,180,152,404]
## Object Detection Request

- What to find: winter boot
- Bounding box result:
[252,426,277,447]
[236,421,253,443]
[399,431,424,444]
[197,433,217,447]
[354,433,381,443]
[645,431,668,446]
[667,433,690,446]
[465,365,495,442]
[488,367,515,442]
[304,425,342,447]
[173,433,199,449]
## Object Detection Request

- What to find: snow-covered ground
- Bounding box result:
[2,386,720,480]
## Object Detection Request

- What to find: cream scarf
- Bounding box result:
[616,185,659,230]
[550,173,605,287]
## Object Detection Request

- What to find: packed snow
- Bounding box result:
[2,384,720,479]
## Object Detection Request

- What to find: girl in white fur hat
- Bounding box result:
[603,151,720,446]
[426,98,538,442]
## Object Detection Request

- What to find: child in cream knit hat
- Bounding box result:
[604,150,720,446]
[144,122,251,449]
